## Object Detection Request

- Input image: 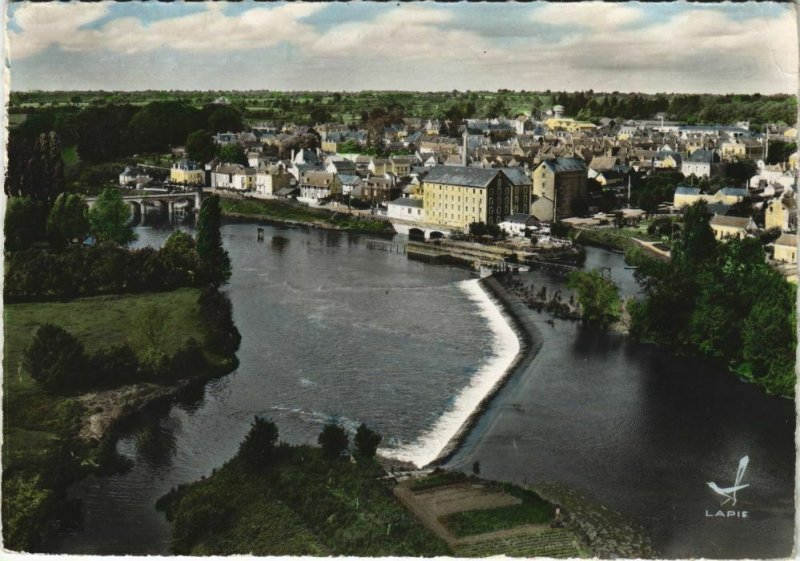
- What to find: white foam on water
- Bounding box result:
[381,278,521,468]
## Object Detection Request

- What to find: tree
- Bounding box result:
[5,131,65,204]
[207,105,244,133]
[354,424,382,460]
[675,201,717,268]
[318,423,349,459]
[238,416,280,467]
[196,195,232,287]
[159,230,199,287]
[23,324,88,391]
[567,270,621,327]
[133,303,169,370]
[89,187,137,245]
[5,197,47,251]
[47,193,90,249]
[217,143,247,166]
[185,129,217,164]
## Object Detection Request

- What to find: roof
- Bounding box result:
[423,165,502,188]
[719,187,747,197]
[500,167,532,187]
[775,233,798,247]
[589,156,619,171]
[501,213,537,224]
[540,157,587,173]
[675,185,701,196]
[709,215,753,229]
[274,186,298,197]
[388,197,423,208]
[688,149,718,163]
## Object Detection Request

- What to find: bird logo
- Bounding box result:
[707,456,749,507]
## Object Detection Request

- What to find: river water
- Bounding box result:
[48,217,795,558]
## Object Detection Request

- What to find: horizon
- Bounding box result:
[6,1,798,95]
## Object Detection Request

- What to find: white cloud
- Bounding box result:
[9,2,325,58]
[530,2,644,30]
[7,2,798,94]
[9,3,110,59]
[308,5,502,63]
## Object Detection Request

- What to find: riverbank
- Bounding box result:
[2,288,239,551]
[219,197,395,235]
[155,445,451,556]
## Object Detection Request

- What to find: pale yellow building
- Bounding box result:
[773,233,797,264]
[170,160,205,185]
[422,166,529,229]
[709,215,755,241]
[544,117,596,133]
[765,195,797,232]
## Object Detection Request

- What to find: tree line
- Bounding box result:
[5,196,231,301]
[12,100,245,163]
[629,201,796,397]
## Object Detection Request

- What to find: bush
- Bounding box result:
[318,423,349,460]
[167,337,209,381]
[238,416,280,468]
[23,324,88,392]
[88,343,142,387]
[354,424,381,460]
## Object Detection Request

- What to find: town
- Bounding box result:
[102,99,798,281]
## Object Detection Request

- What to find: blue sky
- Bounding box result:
[6,1,798,94]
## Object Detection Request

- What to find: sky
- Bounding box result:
[5,1,799,94]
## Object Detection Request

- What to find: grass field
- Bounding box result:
[572,225,661,252]
[443,491,553,537]
[2,288,230,551]
[158,446,451,556]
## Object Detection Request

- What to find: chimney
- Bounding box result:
[462,130,468,167]
[291,149,295,162]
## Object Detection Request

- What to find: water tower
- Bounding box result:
[553,105,565,119]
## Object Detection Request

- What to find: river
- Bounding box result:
[48,216,795,558]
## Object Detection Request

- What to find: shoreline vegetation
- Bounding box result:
[2,193,241,552]
[218,196,396,236]
[2,288,240,551]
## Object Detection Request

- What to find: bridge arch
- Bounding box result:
[408,228,425,241]
[428,230,445,240]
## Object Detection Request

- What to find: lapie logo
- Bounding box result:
[705,455,750,519]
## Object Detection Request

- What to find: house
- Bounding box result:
[390,157,412,177]
[773,233,797,264]
[709,215,756,240]
[119,166,151,188]
[714,187,747,205]
[653,150,682,169]
[721,138,765,162]
[498,213,539,237]
[765,194,798,232]
[387,197,425,222]
[369,158,391,175]
[681,149,722,179]
[530,157,589,222]
[254,164,292,198]
[356,176,401,206]
[171,160,205,186]
[326,159,357,176]
[338,174,362,196]
[211,163,253,190]
[749,161,795,190]
[673,185,703,209]
[298,171,341,206]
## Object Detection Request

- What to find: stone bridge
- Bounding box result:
[86,191,203,218]
[390,219,453,241]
